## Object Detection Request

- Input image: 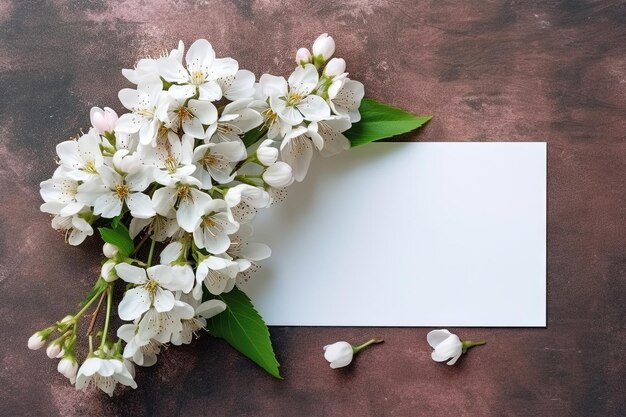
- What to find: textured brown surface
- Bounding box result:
[1,0,625,416]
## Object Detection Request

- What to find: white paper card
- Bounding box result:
[240,142,546,327]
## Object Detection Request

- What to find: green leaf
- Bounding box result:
[242,127,266,148]
[98,223,134,258]
[205,287,281,379]
[344,98,431,146]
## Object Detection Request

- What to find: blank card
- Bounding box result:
[240,142,546,327]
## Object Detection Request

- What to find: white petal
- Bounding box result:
[182,117,206,139]
[157,57,188,83]
[115,263,148,284]
[115,113,143,134]
[152,187,177,215]
[118,288,151,321]
[297,95,330,122]
[55,141,82,170]
[209,57,238,80]
[168,84,196,100]
[127,192,156,219]
[188,99,218,125]
[198,82,222,101]
[240,242,271,261]
[259,74,287,97]
[427,329,452,349]
[186,39,215,73]
[93,193,123,218]
[153,288,175,312]
[196,299,227,319]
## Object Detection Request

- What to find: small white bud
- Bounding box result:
[323,341,353,369]
[102,243,118,258]
[46,343,62,359]
[27,333,46,350]
[263,162,293,188]
[257,141,279,166]
[323,58,346,77]
[312,33,335,61]
[101,259,118,282]
[295,47,312,65]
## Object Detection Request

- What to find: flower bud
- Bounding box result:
[101,259,118,282]
[323,341,353,369]
[295,48,312,66]
[323,58,346,77]
[57,357,78,381]
[263,162,293,188]
[27,332,47,350]
[427,329,485,366]
[257,141,279,166]
[102,243,118,258]
[90,107,118,134]
[46,342,63,359]
[312,33,335,61]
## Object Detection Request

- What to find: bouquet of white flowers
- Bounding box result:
[28,34,430,395]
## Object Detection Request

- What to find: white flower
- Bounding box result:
[163,96,218,139]
[55,130,103,181]
[195,256,240,296]
[77,164,155,219]
[308,116,352,157]
[129,210,180,242]
[312,33,335,61]
[192,141,246,188]
[117,323,162,367]
[264,64,330,126]
[141,132,195,183]
[224,184,271,223]
[90,107,118,135]
[205,99,263,143]
[75,356,137,396]
[40,167,83,217]
[158,39,237,101]
[427,329,485,365]
[116,84,167,146]
[57,357,78,383]
[427,329,462,365]
[328,78,364,123]
[136,300,195,344]
[171,294,226,346]
[295,47,312,66]
[323,58,346,77]
[323,341,353,369]
[152,177,212,232]
[193,199,239,254]
[48,212,94,246]
[263,161,293,188]
[115,263,193,321]
[280,126,319,182]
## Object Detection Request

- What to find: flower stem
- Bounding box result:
[86,290,107,336]
[146,238,156,267]
[461,340,486,353]
[73,285,107,320]
[98,285,113,350]
[352,337,384,354]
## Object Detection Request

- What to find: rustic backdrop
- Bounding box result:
[1,0,624,416]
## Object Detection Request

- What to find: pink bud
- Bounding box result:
[90,107,118,134]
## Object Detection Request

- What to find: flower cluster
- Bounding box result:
[30,34,364,395]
